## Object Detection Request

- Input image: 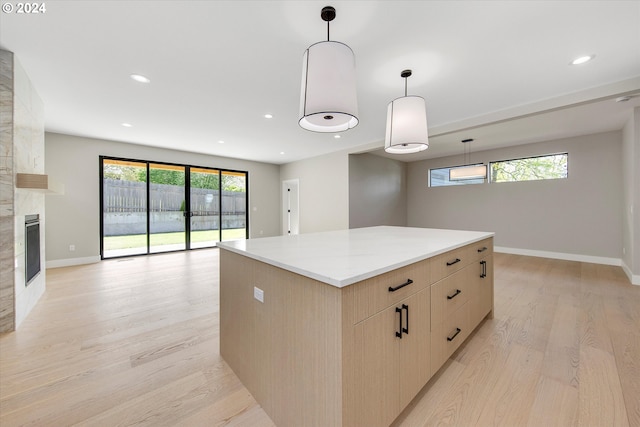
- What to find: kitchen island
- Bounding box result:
[218,226,494,427]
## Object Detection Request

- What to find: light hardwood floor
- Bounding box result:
[0,250,638,426]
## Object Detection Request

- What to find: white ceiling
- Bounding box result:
[1,1,639,165]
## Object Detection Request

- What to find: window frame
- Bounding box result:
[488,152,568,183]
[429,163,486,187]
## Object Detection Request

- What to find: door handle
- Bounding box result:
[402,304,409,335]
[395,307,403,339]
[446,258,461,266]
[480,260,487,278]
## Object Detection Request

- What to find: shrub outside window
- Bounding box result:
[490,153,568,183]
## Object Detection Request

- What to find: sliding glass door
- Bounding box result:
[149,163,186,253]
[100,157,248,259]
[190,167,220,249]
[221,171,247,241]
[102,159,148,258]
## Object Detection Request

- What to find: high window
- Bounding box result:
[429,153,568,187]
[429,164,485,187]
[490,153,568,183]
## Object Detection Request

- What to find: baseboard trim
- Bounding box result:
[46,256,101,269]
[621,261,640,286]
[494,246,621,267]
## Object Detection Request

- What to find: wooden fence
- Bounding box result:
[102,179,246,235]
[103,179,246,214]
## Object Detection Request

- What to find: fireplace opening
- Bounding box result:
[25,214,40,286]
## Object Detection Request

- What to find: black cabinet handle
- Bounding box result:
[395,307,403,339]
[388,279,413,292]
[402,304,409,335]
[446,258,461,266]
[477,247,488,253]
[447,327,462,342]
[447,289,462,300]
[480,260,487,278]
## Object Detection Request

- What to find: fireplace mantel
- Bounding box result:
[16,173,64,194]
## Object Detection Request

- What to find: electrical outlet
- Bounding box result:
[69,244,76,252]
[254,286,264,303]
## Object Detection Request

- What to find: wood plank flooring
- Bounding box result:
[1,250,638,426]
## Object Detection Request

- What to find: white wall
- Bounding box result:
[45,133,281,265]
[349,153,407,228]
[622,108,640,283]
[407,131,623,263]
[280,149,350,234]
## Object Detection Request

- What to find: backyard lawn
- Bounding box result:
[103,229,247,250]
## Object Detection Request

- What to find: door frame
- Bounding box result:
[282,178,299,236]
[100,155,249,259]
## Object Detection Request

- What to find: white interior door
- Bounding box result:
[282,179,299,235]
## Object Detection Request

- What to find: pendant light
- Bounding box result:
[449,139,487,180]
[299,6,358,133]
[384,69,429,154]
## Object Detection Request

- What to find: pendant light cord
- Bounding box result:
[327,20,330,41]
[404,77,408,97]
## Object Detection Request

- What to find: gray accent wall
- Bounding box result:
[407,131,623,261]
[44,133,281,264]
[349,153,407,229]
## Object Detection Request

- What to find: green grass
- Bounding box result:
[103,229,247,250]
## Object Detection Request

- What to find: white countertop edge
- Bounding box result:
[218,227,494,288]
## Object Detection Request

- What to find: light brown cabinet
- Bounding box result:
[346,286,431,427]
[430,238,494,370]
[220,236,494,427]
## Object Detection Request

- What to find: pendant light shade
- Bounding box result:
[385,70,429,154]
[449,138,487,180]
[299,6,358,133]
[449,165,488,180]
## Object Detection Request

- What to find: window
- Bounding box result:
[429,164,485,187]
[490,153,567,183]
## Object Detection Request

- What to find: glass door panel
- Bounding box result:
[190,167,220,249]
[149,163,186,253]
[102,159,148,258]
[221,171,247,241]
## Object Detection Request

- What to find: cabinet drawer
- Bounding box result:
[347,259,430,324]
[431,302,470,370]
[430,266,470,328]
[468,237,493,262]
[430,245,470,283]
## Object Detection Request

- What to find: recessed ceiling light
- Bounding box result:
[334,135,341,139]
[571,55,595,65]
[130,74,151,83]
[264,114,273,119]
[121,123,133,127]
[218,140,225,144]
[280,151,285,155]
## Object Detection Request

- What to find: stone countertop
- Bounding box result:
[217,226,494,288]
